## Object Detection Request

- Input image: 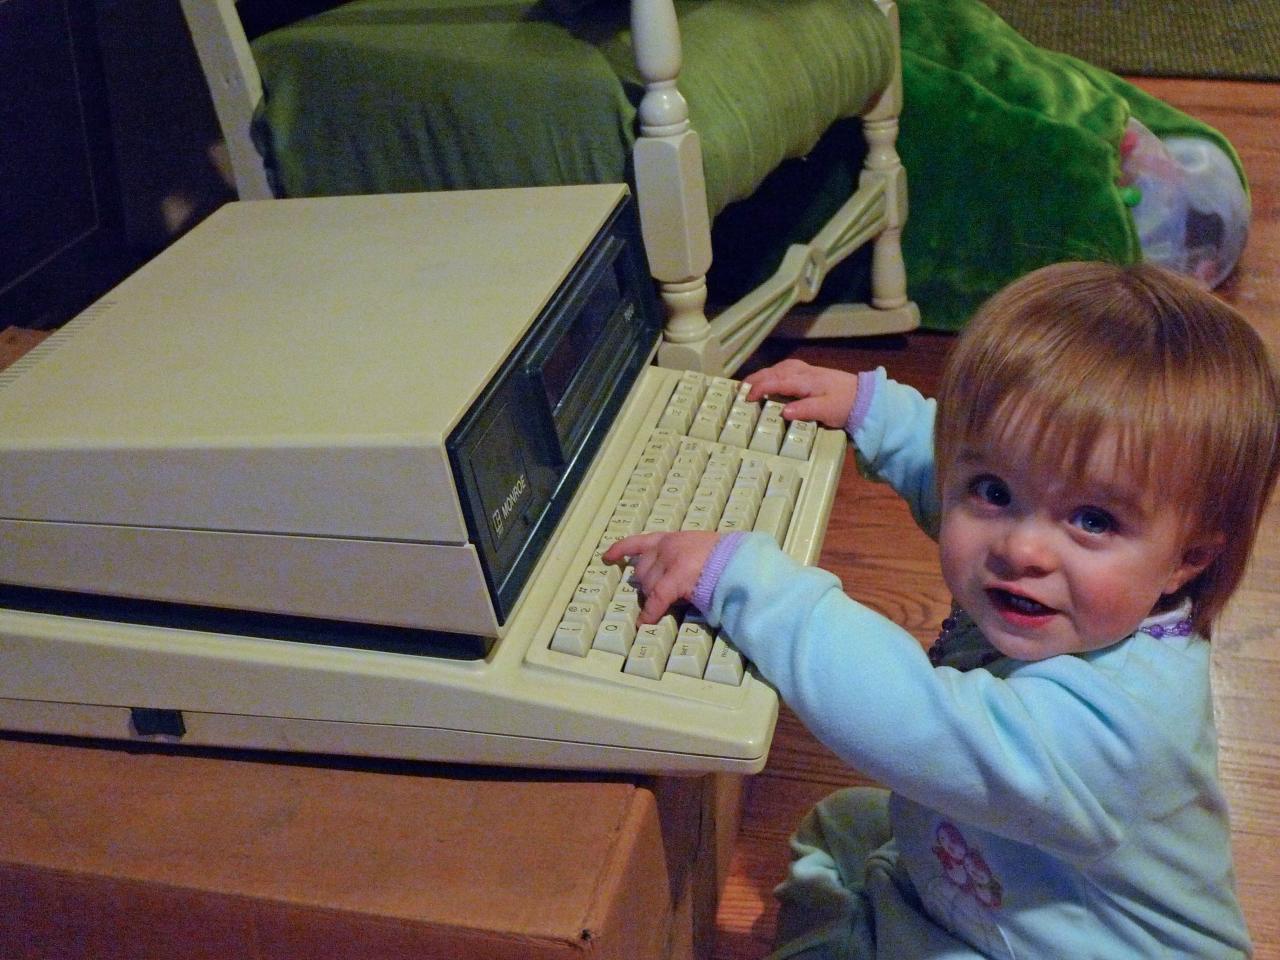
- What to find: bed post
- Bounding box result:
[863,0,912,316]
[629,0,723,374]
[768,0,918,341]
[179,0,274,200]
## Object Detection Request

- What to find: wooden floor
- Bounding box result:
[714,78,1280,959]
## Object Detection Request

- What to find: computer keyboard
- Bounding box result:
[525,366,846,717]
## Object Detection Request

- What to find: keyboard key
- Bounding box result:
[666,621,715,678]
[681,500,720,531]
[732,461,769,501]
[722,495,758,525]
[719,402,758,448]
[644,504,683,532]
[583,561,622,593]
[621,482,658,514]
[593,618,636,657]
[604,596,639,623]
[766,466,802,503]
[637,616,678,655]
[707,378,737,402]
[666,639,712,678]
[698,466,735,503]
[605,589,641,626]
[753,492,794,543]
[677,439,710,467]
[626,468,663,498]
[551,620,592,657]
[606,514,644,539]
[749,402,786,454]
[572,582,608,608]
[660,469,698,503]
[698,392,731,421]
[704,637,746,685]
[562,601,603,634]
[779,419,817,460]
[677,619,715,645]
[623,643,661,678]
[672,453,708,477]
[658,399,696,434]
[689,409,723,441]
[678,369,709,392]
[681,513,716,531]
[614,575,640,603]
[691,485,727,516]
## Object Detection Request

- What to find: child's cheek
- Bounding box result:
[937,513,980,598]
[1070,568,1163,646]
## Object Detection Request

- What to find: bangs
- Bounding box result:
[934,262,1226,522]
[945,359,1185,501]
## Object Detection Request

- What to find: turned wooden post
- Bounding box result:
[630,0,723,373]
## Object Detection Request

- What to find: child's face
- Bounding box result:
[937,427,1215,661]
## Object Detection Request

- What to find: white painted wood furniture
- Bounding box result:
[180,0,918,376]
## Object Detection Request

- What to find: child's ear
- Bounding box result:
[1164,533,1225,595]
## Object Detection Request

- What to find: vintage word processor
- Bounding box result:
[0,185,845,773]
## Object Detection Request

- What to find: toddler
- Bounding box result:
[604,262,1280,958]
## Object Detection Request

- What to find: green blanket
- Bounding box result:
[251,0,893,221]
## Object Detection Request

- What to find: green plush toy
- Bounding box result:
[894,0,1246,330]
[710,0,1248,331]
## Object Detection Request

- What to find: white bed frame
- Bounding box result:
[179,0,918,376]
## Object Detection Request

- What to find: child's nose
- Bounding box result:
[991,520,1057,577]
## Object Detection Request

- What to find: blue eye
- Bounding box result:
[970,475,1011,507]
[1072,507,1116,535]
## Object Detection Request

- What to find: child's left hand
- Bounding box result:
[602,531,721,624]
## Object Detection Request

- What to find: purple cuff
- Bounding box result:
[691,531,748,613]
[845,369,880,436]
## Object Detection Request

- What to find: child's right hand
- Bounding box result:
[602,531,721,625]
[743,358,859,429]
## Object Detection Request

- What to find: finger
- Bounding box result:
[742,369,789,402]
[602,532,657,566]
[601,539,630,566]
[741,361,798,394]
[637,606,666,626]
[639,583,680,624]
[630,549,659,587]
[779,396,830,422]
[744,358,809,383]
[744,368,817,403]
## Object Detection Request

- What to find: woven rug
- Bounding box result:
[977,0,1280,80]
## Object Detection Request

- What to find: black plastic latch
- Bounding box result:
[130,707,187,738]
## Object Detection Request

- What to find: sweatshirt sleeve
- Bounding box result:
[708,533,1142,862]
[847,369,942,540]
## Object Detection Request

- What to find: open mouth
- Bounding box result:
[988,588,1056,618]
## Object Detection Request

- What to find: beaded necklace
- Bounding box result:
[1136,617,1194,639]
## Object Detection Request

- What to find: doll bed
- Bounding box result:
[182,0,919,376]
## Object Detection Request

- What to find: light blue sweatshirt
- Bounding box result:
[699,371,1251,958]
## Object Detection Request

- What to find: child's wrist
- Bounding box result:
[692,531,748,612]
[846,369,881,436]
